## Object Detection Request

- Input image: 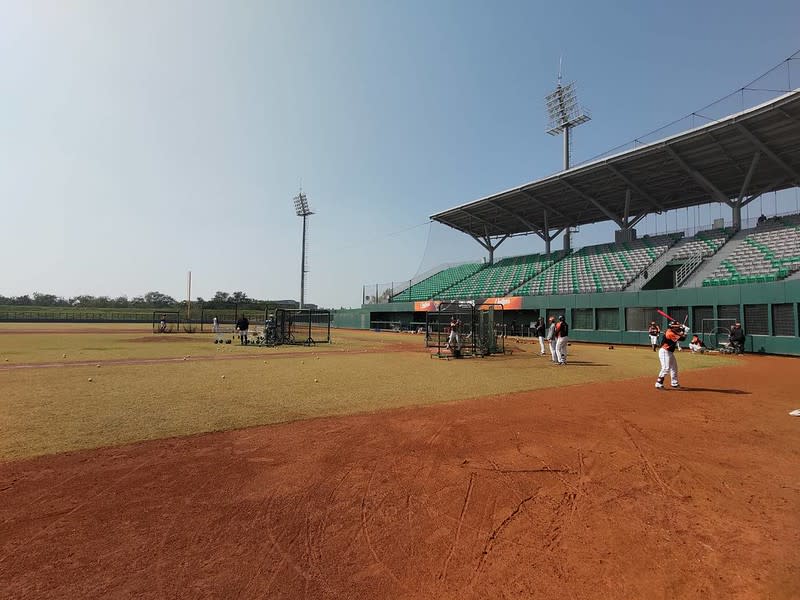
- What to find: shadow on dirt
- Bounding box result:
[675,387,751,395]
[560,361,607,367]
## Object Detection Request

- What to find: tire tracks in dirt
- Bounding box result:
[621,420,685,498]
[469,494,536,589]
[438,472,475,582]
[155,448,245,599]
[242,492,312,598]
[0,460,149,568]
[359,461,403,586]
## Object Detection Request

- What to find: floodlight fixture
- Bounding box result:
[293,191,313,217]
[545,81,591,136]
[544,70,591,171]
[293,190,314,308]
[544,62,591,253]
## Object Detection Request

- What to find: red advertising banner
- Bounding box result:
[414,300,441,312]
[480,296,522,310]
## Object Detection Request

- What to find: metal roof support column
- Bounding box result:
[735,123,800,186]
[543,210,550,257]
[563,228,571,252]
[471,234,509,265]
[560,179,624,227]
[627,213,647,229]
[664,146,731,205]
[731,152,761,231]
[606,165,666,213]
[623,189,631,227]
[732,203,742,232]
[742,177,786,209]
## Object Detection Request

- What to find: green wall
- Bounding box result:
[331,308,371,329]
[343,279,800,356]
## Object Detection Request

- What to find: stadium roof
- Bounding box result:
[431,89,800,240]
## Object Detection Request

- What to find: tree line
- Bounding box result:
[0,291,296,310]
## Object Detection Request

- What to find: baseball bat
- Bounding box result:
[657,309,691,332]
[656,309,676,322]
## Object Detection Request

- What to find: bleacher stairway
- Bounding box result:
[680,229,750,288]
[624,246,679,291]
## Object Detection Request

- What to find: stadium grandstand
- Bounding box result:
[340,56,800,356]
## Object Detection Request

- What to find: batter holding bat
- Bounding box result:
[655,320,687,389]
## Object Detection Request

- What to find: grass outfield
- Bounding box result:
[0,325,732,460]
[0,323,397,364]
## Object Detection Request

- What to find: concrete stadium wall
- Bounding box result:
[344,280,800,356]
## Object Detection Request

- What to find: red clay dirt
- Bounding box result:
[0,327,150,335]
[1,356,799,599]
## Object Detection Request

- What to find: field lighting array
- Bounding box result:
[545,78,591,170]
[293,190,314,309]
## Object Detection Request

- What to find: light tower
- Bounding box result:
[545,62,591,169]
[545,61,591,249]
[293,189,313,309]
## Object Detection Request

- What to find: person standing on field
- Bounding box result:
[545,316,558,363]
[648,321,661,352]
[212,315,223,343]
[655,321,687,389]
[554,315,569,365]
[236,314,250,345]
[535,317,547,355]
[445,315,462,353]
[729,322,745,354]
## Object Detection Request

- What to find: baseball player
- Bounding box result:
[445,315,462,353]
[655,321,687,389]
[212,315,223,344]
[554,315,569,365]
[545,316,558,363]
[647,321,661,352]
[535,317,547,355]
[689,334,706,353]
[236,314,250,345]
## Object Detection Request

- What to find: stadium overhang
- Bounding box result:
[431,90,800,248]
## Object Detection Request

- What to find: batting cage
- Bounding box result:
[426,301,505,359]
[264,308,331,346]
[701,318,736,352]
[152,311,180,334]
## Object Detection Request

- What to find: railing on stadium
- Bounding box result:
[364,209,800,302]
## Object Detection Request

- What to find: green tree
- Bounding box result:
[144,291,177,307]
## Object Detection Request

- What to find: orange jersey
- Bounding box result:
[660,328,685,352]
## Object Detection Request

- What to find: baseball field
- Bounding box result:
[0,323,798,599]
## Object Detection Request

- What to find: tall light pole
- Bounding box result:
[293,190,313,309]
[546,63,591,250]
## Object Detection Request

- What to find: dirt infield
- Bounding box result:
[2,356,798,599]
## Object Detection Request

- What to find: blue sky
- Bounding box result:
[1,0,798,307]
